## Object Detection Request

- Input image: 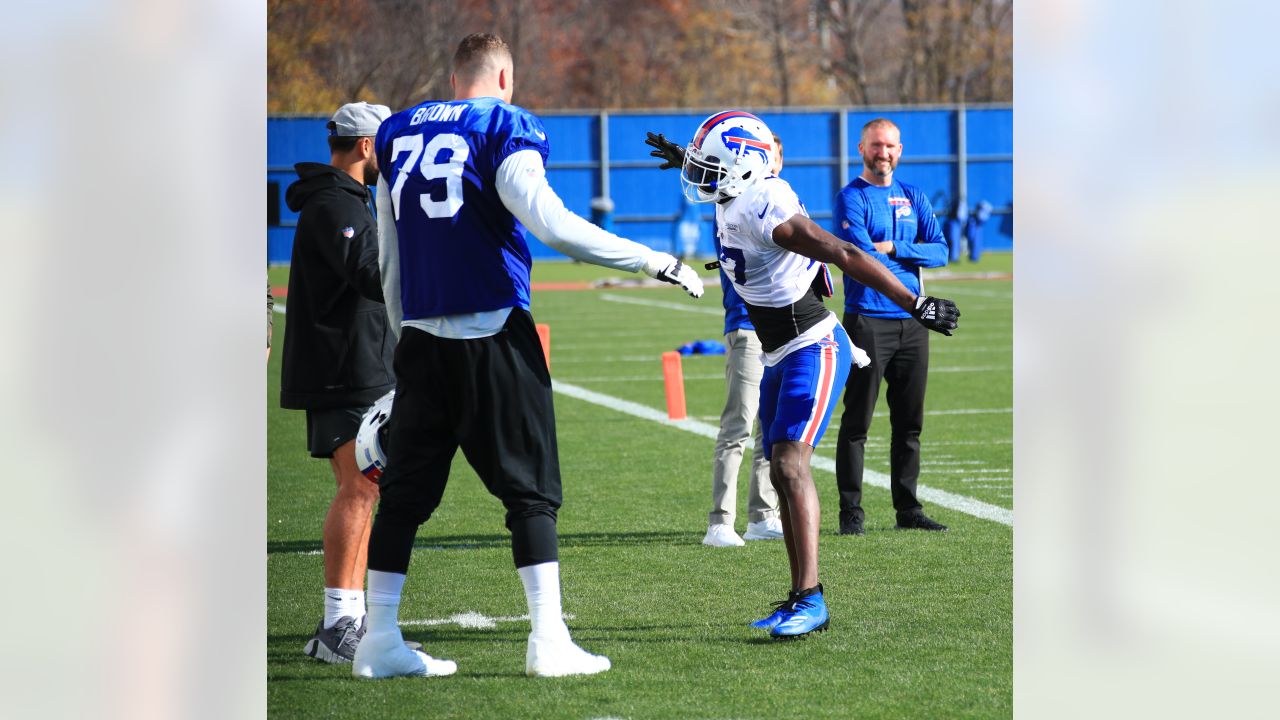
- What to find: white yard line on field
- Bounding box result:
[599,292,724,316]
[560,374,725,382]
[867,438,1012,446]
[552,380,1013,527]
[924,286,1012,299]
[400,611,574,629]
[560,369,1008,381]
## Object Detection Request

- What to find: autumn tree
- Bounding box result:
[268,0,1012,113]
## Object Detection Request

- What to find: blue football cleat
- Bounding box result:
[769,585,829,639]
[750,599,792,631]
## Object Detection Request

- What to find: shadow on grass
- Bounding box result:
[268,530,692,555]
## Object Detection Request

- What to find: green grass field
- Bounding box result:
[267,252,1012,719]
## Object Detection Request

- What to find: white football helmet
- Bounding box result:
[355,390,394,483]
[681,111,774,203]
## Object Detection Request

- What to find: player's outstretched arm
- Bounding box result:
[772,214,960,335]
[495,149,704,298]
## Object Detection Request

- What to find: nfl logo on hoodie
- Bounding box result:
[341,226,355,239]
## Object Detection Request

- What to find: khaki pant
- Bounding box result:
[709,329,779,526]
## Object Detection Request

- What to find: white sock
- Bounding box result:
[323,588,366,629]
[366,570,407,634]
[518,562,570,641]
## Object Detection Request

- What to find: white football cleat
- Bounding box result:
[702,524,745,547]
[352,629,457,679]
[525,635,611,678]
[743,518,785,541]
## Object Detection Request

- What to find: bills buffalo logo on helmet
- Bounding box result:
[720,128,771,164]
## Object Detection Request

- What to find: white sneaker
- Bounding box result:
[743,517,785,541]
[525,635,611,678]
[352,628,457,679]
[702,524,745,547]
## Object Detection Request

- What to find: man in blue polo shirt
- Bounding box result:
[833,118,951,535]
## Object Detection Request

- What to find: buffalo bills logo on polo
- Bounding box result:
[888,196,913,220]
[720,128,771,163]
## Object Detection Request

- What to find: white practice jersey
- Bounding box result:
[715,176,839,366]
[716,177,822,307]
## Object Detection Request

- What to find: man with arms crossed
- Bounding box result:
[834,118,952,535]
[353,33,704,679]
[651,111,958,638]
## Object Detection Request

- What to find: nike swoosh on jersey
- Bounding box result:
[757,204,768,219]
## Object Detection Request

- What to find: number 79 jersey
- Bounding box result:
[375,97,550,320]
[716,177,830,308]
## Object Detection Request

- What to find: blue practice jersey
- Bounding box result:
[375,97,550,319]
[835,177,948,319]
[711,222,754,335]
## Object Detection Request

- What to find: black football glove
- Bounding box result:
[645,131,686,170]
[912,295,960,336]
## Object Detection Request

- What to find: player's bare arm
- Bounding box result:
[771,214,960,335]
[772,214,915,307]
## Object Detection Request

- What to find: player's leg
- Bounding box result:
[325,438,379,588]
[764,362,800,589]
[354,328,459,679]
[764,328,851,638]
[302,408,378,664]
[885,320,945,530]
[768,440,828,640]
[352,489,373,590]
[770,440,819,587]
[458,310,609,678]
[834,314,890,533]
[748,363,797,631]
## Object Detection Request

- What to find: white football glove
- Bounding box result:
[642,252,704,298]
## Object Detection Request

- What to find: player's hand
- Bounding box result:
[912,295,960,336]
[644,252,704,298]
[645,132,686,171]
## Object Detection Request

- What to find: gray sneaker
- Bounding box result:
[303,616,361,664]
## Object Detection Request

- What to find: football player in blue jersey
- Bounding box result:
[352,33,705,680]
[833,118,953,536]
[648,112,959,638]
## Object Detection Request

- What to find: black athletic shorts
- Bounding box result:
[305,406,366,459]
[379,309,563,511]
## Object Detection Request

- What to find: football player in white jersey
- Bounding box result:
[648,112,959,638]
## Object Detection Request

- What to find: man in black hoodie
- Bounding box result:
[280,101,395,664]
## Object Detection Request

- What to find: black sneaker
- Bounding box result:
[896,513,948,531]
[303,616,361,664]
[838,515,865,535]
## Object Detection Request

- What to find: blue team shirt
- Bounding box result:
[711,223,754,334]
[835,177,948,318]
[375,97,550,319]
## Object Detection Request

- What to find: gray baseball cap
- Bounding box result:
[327,102,391,137]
